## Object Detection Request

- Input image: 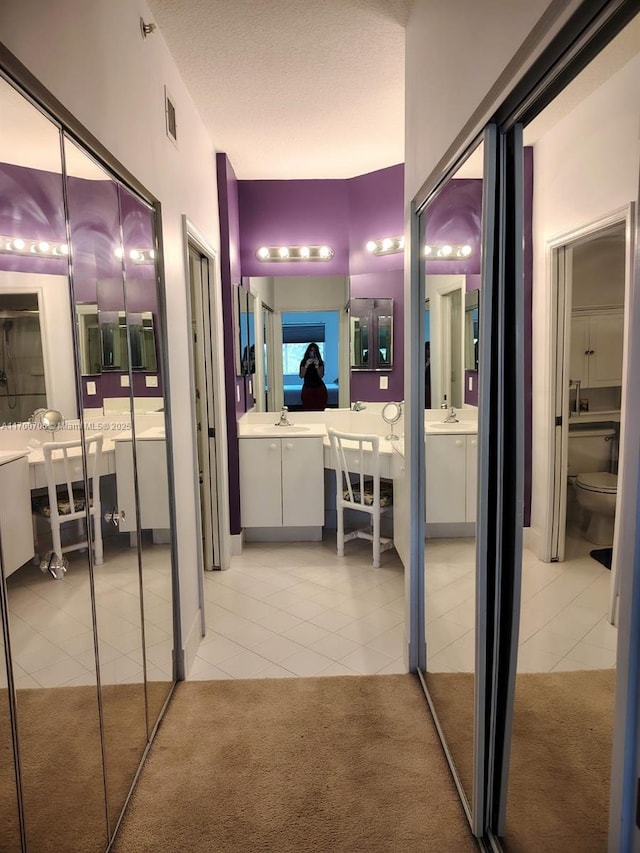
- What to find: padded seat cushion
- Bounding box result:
[32,490,89,518]
[343,478,393,507]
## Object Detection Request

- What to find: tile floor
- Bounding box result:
[190,526,617,680]
[2,523,616,689]
[1,536,174,689]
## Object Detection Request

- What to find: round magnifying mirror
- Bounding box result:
[381,401,402,440]
[41,409,64,430]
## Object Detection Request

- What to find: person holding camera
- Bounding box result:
[299,342,328,411]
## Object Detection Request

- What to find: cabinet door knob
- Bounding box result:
[285,443,293,450]
[269,443,277,450]
[471,439,477,447]
[455,439,463,446]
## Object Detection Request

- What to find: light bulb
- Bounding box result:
[37,241,50,253]
[319,246,331,259]
[460,244,472,257]
[381,238,392,252]
[398,236,405,250]
[13,238,25,250]
[440,244,453,257]
[299,246,310,259]
[130,249,141,261]
[60,244,69,255]
[115,247,124,260]
[279,246,289,259]
[257,246,270,260]
[366,240,376,253]
[424,245,432,256]
[149,249,156,259]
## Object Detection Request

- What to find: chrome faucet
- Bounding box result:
[443,406,459,423]
[275,406,293,426]
[352,401,366,411]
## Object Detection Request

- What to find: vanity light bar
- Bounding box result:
[424,243,473,259]
[0,235,69,258]
[255,245,335,262]
[114,247,156,264]
[366,236,405,255]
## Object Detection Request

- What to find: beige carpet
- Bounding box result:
[112,675,477,853]
[0,681,170,852]
[426,669,615,852]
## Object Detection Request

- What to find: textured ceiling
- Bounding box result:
[147,0,412,179]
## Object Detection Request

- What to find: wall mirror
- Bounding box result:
[349,297,393,370]
[245,274,350,410]
[0,70,176,850]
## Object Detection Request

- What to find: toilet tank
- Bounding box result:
[568,426,616,474]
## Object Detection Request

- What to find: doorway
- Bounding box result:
[548,213,630,586]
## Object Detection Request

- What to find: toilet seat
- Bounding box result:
[575,472,617,494]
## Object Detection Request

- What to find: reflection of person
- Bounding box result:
[242,344,255,374]
[299,342,328,411]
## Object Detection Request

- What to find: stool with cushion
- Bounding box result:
[32,434,104,567]
[328,428,394,568]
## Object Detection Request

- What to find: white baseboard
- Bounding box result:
[181,608,203,680]
[230,531,244,556]
[244,526,323,542]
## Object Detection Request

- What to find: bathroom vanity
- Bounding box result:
[0,452,33,575]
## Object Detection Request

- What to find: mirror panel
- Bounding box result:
[0,76,108,849]
[64,136,148,832]
[349,297,393,370]
[464,291,479,372]
[119,183,174,732]
[421,139,485,813]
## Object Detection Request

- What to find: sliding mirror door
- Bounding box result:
[419,136,488,827]
[119,185,174,731]
[0,77,108,849]
[64,137,148,834]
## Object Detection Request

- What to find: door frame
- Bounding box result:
[182,218,231,623]
[544,206,633,570]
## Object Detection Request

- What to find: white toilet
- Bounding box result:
[568,426,618,545]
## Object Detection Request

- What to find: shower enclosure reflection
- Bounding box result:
[0,295,46,424]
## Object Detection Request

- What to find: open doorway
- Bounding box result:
[281,310,340,410]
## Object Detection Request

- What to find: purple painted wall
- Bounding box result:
[238,180,350,277]
[348,165,404,276]
[424,179,483,276]
[216,153,243,535]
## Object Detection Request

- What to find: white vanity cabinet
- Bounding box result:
[114,437,170,532]
[0,454,34,576]
[425,434,477,525]
[240,437,324,529]
[570,309,624,388]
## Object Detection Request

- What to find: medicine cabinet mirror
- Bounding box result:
[465,290,479,371]
[349,297,393,370]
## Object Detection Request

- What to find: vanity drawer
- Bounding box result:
[340,448,391,480]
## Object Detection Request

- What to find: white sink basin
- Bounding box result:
[427,421,477,432]
[249,425,313,435]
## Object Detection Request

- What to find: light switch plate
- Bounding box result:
[380,375,388,390]
[468,376,473,391]
[145,375,159,387]
[120,375,130,387]
[86,380,96,396]
[236,384,240,403]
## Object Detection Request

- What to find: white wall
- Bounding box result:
[529,54,640,548]
[0,0,222,659]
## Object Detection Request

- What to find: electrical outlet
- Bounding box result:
[380,375,388,390]
[87,381,96,396]
[120,374,130,388]
[145,375,158,388]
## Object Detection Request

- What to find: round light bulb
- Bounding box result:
[424,245,432,256]
[299,246,310,259]
[130,249,141,261]
[279,246,289,259]
[366,240,376,253]
[441,244,453,257]
[149,249,156,259]
[398,236,405,250]
[60,244,69,255]
[13,238,25,251]
[38,241,50,253]
[115,247,124,260]
[319,246,331,259]
[257,246,270,260]
[460,244,472,257]
[381,238,392,252]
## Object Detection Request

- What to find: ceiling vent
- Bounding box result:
[165,87,177,146]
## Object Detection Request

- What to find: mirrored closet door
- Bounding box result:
[0,68,176,851]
